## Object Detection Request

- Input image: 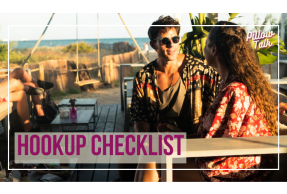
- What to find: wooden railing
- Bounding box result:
[161,135,287,182]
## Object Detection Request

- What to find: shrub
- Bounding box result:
[68,87,81,94]
[51,90,68,100]
[0,43,8,62]
[0,43,27,65]
[62,42,97,53]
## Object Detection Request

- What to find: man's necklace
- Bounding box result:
[156,68,176,90]
[155,61,180,90]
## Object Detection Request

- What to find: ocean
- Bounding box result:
[1,38,152,50]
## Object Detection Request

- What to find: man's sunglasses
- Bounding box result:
[153,36,180,45]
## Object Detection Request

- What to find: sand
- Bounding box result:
[54,86,122,106]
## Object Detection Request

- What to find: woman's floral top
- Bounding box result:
[196,76,274,182]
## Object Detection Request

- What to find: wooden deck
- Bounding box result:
[0,103,133,182]
[38,103,132,182]
[2,101,287,182]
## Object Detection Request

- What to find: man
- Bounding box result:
[118,15,220,182]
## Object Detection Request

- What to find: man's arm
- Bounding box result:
[280,114,287,126]
[134,121,150,132]
[130,72,152,132]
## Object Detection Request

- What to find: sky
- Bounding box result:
[0,13,283,41]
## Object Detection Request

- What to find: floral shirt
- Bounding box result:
[129,53,220,133]
[196,76,274,182]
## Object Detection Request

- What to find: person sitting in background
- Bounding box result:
[0,68,54,132]
[8,68,54,124]
[0,77,41,132]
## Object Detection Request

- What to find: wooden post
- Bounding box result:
[102,63,105,83]
[269,64,272,79]
[147,50,149,61]
[110,60,114,87]
[97,13,101,79]
[39,63,45,81]
[118,13,149,64]
[120,65,124,110]
[27,69,33,120]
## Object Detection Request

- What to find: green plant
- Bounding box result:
[51,90,68,100]
[0,42,18,63]
[51,87,82,100]
[270,15,287,48]
[0,43,8,62]
[180,13,214,61]
[180,13,287,66]
[113,80,120,87]
[228,13,287,66]
[63,42,97,53]
[68,87,81,94]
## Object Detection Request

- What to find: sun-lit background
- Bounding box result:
[0,13,286,67]
[0,13,284,40]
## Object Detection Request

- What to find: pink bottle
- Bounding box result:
[69,99,77,118]
[70,107,77,118]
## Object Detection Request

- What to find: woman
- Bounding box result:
[0,68,53,132]
[195,21,277,181]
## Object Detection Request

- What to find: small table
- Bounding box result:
[50,110,94,132]
[58,99,98,121]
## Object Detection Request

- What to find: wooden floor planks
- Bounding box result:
[0,103,129,182]
[92,104,118,182]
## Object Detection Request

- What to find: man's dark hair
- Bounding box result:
[148,15,180,41]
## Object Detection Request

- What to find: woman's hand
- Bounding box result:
[157,123,183,132]
[276,102,287,115]
[31,78,38,87]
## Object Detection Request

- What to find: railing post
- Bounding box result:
[102,62,105,83]
[39,62,45,81]
[147,50,149,61]
[269,64,272,79]
[110,60,114,87]
[120,65,124,110]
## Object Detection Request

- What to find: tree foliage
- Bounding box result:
[0,42,18,63]
[180,13,286,66]
[180,13,214,60]
[270,15,287,47]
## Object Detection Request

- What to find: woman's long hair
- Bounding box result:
[208,21,278,136]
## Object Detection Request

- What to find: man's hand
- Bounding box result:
[277,102,287,115]
[134,121,150,133]
[31,78,38,87]
[277,102,287,126]
[157,123,183,132]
